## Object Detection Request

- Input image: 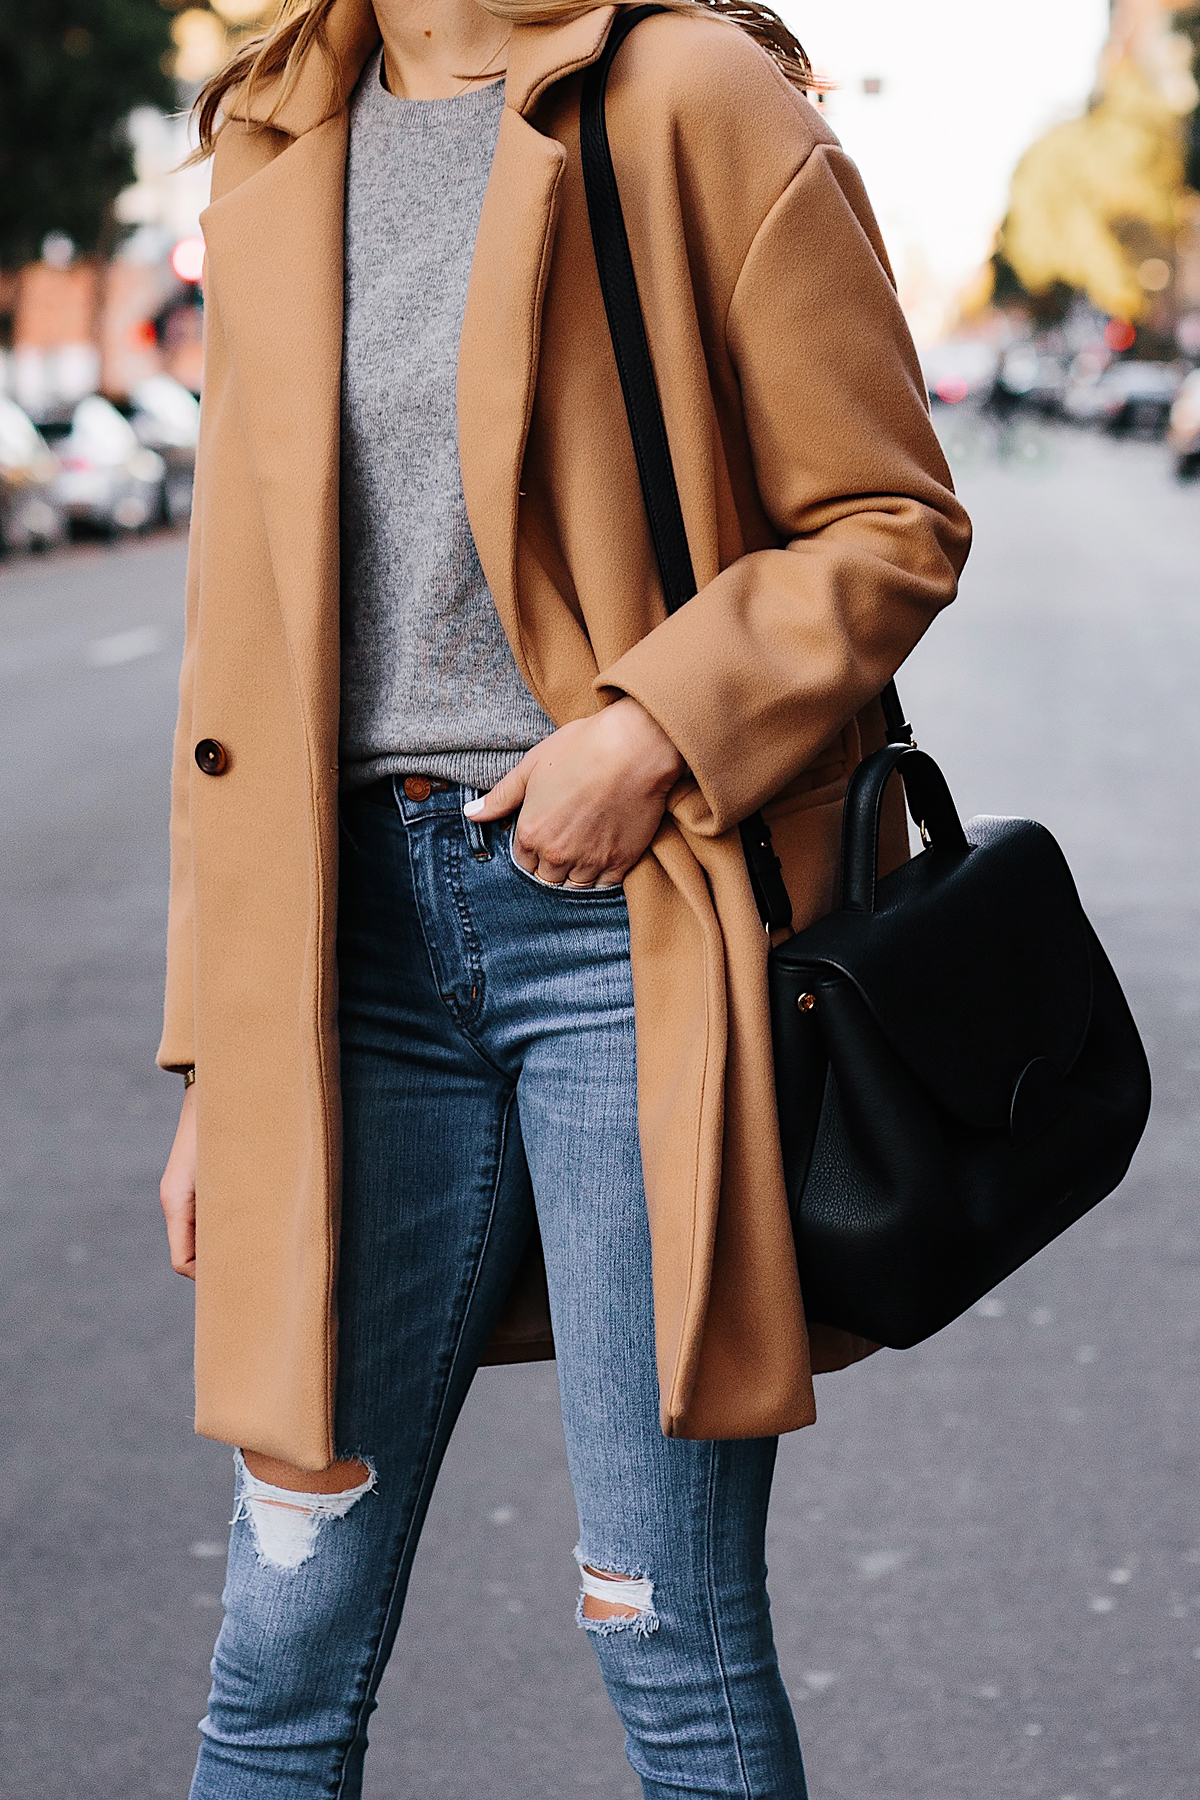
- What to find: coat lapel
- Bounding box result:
[202,0,378,749]
[456,110,566,690]
[457,7,616,709]
[200,116,350,749]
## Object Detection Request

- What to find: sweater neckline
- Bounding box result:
[361,45,506,130]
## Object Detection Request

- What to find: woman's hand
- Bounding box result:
[465,697,685,888]
[160,1085,197,1280]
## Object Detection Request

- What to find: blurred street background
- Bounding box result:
[1,2,1198,1798]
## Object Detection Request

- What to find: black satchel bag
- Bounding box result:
[581,6,1152,1349]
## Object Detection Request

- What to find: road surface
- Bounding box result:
[1,422,1196,1799]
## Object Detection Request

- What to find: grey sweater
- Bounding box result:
[338,50,552,792]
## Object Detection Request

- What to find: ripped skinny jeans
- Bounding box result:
[190,777,807,1800]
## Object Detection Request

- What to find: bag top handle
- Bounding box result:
[840,745,969,913]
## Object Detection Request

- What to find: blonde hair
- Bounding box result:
[193,0,820,154]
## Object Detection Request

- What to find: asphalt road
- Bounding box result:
[1,421,1197,1800]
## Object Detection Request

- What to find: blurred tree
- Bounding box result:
[987,252,1076,328]
[0,0,175,272]
[1173,6,1200,188]
[999,60,1184,322]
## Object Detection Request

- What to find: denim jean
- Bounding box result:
[190,777,807,1800]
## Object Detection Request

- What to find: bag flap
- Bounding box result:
[773,816,1094,1131]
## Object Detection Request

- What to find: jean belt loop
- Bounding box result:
[461,787,491,860]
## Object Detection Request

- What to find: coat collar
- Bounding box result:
[227,0,616,132]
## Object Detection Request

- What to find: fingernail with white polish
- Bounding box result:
[463,799,485,817]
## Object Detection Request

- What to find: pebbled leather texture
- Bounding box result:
[775,814,1095,1131]
[771,749,1152,1348]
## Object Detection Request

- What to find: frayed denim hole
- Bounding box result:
[572,1542,652,1585]
[231,1453,378,1572]
[573,1545,659,1638]
[575,1592,661,1638]
[333,1451,379,1488]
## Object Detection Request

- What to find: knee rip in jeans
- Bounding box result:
[233,1452,377,1571]
[574,1546,659,1638]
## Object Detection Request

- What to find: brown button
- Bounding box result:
[195,738,229,776]
[403,775,432,800]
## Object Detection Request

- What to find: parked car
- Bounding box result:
[920,339,999,407]
[991,345,1069,416]
[129,375,199,526]
[1167,367,1200,477]
[1062,360,1182,437]
[0,397,67,553]
[48,395,166,535]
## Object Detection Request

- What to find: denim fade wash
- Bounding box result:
[189,776,808,1800]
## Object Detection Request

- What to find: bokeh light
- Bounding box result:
[171,237,206,284]
[170,8,227,84]
[210,0,274,20]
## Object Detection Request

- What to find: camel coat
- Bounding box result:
[159,0,971,1469]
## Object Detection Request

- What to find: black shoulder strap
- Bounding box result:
[579,6,910,930]
[580,5,696,616]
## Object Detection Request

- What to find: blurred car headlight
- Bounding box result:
[55,470,113,504]
[129,448,166,484]
[113,493,155,530]
[22,499,60,536]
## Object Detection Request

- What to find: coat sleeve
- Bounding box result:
[594,142,971,834]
